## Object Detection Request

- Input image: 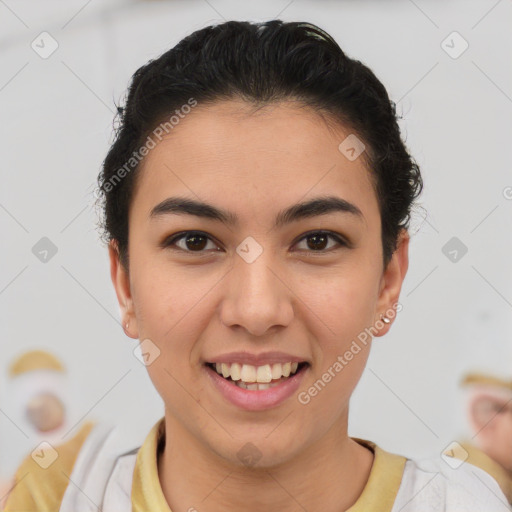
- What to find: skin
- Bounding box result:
[25,393,65,432]
[110,99,409,512]
[470,393,512,477]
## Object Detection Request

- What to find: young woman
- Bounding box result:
[4,19,509,512]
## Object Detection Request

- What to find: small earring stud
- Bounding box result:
[381,315,391,324]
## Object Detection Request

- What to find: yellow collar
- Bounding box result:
[348,438,407,511]
[132,418,406,512]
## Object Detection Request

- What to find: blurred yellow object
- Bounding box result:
[8,350,65,377]
[461,372,512,391]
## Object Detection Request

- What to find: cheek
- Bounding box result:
[298,338,371,425]
[131,253,214,335]
[295,265,380,340]
[291,271,376,412]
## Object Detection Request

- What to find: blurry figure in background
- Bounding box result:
[1,350,95,506]
[444,372,512,504]
[9,350,69,440]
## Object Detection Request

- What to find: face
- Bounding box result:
[26,393,65,432]
[110,99,408,467]
[471,393,512,472]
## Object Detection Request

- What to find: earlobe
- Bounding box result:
[108,240,138,339]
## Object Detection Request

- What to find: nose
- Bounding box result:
[219,248,294,337]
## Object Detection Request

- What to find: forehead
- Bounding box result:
[144,99,359,161]
[132,99,379,224]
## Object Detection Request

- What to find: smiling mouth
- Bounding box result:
[205,361,309,390]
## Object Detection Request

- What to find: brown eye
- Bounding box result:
[182,233,208,251]
[306,233,329,250]
[164,231,220,253]
[294,231,347,252]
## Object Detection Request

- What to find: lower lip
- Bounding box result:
[204,364,308,411]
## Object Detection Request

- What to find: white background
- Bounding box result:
[1,0,511,479]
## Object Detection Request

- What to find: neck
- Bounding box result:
[158,412,374,512]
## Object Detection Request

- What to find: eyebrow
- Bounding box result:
[149,195,364,229]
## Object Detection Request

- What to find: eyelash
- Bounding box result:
[162,230,348,255]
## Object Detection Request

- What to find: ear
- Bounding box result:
[374,229,410,337]
[108,239,138,339]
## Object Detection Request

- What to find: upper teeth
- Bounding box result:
[213,362,300,383]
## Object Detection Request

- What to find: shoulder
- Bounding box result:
[393,453,511,512]
[3,422,95,512]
